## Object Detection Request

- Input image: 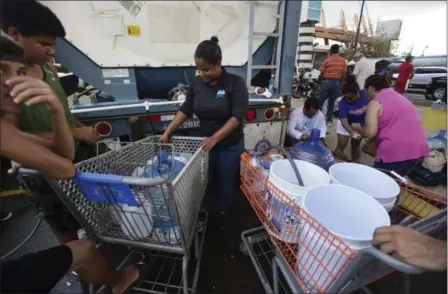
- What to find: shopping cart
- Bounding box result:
[240,152,447,294]
[19,136,209,294]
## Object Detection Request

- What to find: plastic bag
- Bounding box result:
[408,163,439,187]
[422,150,446,173]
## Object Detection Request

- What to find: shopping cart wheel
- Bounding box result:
[239,242,249,256]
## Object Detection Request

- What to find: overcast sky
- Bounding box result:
[318,1,447,56]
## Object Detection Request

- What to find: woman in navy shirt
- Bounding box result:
[335,77,368,162]
[161,36,249,221]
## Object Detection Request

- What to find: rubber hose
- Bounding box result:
[266,145,304,186]
[0,214,45,262]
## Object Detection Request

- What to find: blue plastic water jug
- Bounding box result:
[147,151,186,180]
[427,130,447,152]
[289,129,335,171]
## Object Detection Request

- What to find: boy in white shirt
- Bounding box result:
[287,98,327,145]
[353,52,375,93]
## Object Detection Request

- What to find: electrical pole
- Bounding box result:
[353,0,365,58]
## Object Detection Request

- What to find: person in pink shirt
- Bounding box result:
[352,75,429,176]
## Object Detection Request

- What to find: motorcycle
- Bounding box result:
[292,67,321,99]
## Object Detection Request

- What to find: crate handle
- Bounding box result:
[363,246,425,274]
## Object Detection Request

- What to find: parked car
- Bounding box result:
[391,66,447,89]
[425,76,447,101]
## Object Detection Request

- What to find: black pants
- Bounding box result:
[373,158,421,177]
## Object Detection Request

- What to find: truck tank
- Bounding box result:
[40,1,303,148]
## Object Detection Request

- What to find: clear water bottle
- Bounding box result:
[259,159,271,178]
[150,188,181,245]
[268,74,275,94]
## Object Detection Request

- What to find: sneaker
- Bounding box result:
[0,212,12,222]
[326,121,332,127]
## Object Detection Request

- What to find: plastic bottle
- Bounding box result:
[427,130,447,151]
[259,159,271,178]
[130,151,186,244]
[248,153,262,194]
[268,74,275,94]
[151,192,181,245]
[289,128,336,171]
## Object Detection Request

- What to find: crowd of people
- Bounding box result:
[287,44,430,177]
[0,1,445,292]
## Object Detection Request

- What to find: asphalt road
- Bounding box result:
[404,90,433,107]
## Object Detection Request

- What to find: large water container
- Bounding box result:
[297,184,391,293]
[329,162,400,211]
[289,129,336,171]
[110,194,153,240]
[427,130,447,151]
[266,159,331,243]
[131,151,187,244]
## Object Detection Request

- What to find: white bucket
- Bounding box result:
[297,184,391,293]
[329,163,400,205]
[266,159,331,243]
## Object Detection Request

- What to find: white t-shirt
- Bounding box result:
[287,106,327,139]
[353,57,376,89]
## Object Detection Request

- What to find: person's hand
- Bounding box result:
[300,134,310,141]
[373,226,447,271]
[6,76,64,114]
[201,136,218,151]
[75,127,100,145]
[351,123,363,132]
[160,133,170,144]
[7,161,22,174]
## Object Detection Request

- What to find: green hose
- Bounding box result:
[266,145,304,187]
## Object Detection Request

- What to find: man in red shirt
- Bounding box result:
[394,55,414,94]
[318,44,347,126]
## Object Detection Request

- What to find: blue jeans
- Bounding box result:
[209,138,245,214]
[319,79,341,122]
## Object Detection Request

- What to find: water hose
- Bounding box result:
[265,145,304,187]
[0,213,45,262]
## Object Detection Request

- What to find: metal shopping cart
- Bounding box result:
[240,152,447,294]
[19,136,209,294]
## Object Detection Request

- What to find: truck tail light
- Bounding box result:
[246,109,257,122]
[144,115,161,123]
[264,108,275,120]
[95,121,112,137]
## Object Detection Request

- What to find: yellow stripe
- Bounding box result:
[0,188,25,197]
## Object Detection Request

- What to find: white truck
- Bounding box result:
[42,0,305,151]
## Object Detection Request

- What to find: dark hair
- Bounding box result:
[342,75,360,94]
[304,97,319,110]
[405,55,413,62]
[0,0,66,38]
[330,44,339,54]
[0,36,25,62]
[194,36,222,65]
[364,74,390,91]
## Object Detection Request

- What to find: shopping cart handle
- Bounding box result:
[362,247,426,275]
[18,168,44,176]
